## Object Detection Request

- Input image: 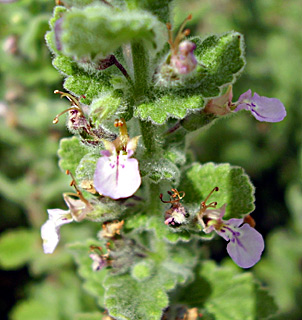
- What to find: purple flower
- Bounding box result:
[94,119,141,200]
[41,195,89,254]
[165,15,197,76]
[170,40,197,75]
[89,253,108,271]
[200,204,264,268]
[234,89,286,122]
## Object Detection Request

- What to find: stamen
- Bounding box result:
[114,118,128,149]
[173,14,192,52]
[160,188,185,203]
[54,90,80,107]
[53,90,83,124]
[203,187,219,204]
[65,170,92,208]
[53,107,78,124]
[166,14,192,55]
[199,187,219,214]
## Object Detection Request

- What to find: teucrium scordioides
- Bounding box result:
[42,1,284,319]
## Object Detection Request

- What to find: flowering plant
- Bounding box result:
[38,0,287,319]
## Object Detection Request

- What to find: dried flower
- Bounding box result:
[160,189,190,227]
[234,89,286,122]
[198,187,264,268]
[89,253,109,271]
[98,220,124,239]
[94,119,141,199]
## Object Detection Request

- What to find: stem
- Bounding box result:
[139,120,161,155]
[131,41,149,103]
[148,182,161,214]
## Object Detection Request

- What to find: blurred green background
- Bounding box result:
[0,0,302,319]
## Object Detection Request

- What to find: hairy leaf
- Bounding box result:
[60,5,167,58]
[134,94,204,124]
[58,136,89,173]
[181,162,255,219]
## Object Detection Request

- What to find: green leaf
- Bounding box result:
[189,32,245,97]
[0,229,38,269]
[60,5,167,59]
[134,94,204,124]
[58,136,89,173]
[131,0,173,22]
[147,215,191,243]
[104,273,168,320]
[61,0,96,8]
[64,74,110,105]
[181,162,255,219]
[255,229,302,313]
[255,283,278,320]
[200,261,254,320]
[103,241,196,319]
[10,271,87,320]
[10,299,58,320]
[140,157,181,184]
[52,55,82,76]
[45,6,67,54]
[68,239,107,308]
[90,91,123,126]
[74,313,104,320]
[75,152,99,182]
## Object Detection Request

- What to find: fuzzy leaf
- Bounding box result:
[134,94,204,124]
[60,5,167,58]
[189,32,245,97]
[75,152,99,182]
[52,55,82,76]
[181,162,255,219]
[103,242,196,320]
[140,157,180,184]
[90,91,122,126]
[0,229,38,269]
[134,0,173,22]
[58,136,89,173]
[147,215,191,243]
[104,273,168,320]
[200,261,254,320]
[68,239,107,308]
[64,74,110,105]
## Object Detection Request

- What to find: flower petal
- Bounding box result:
[226,223,264,268]
[47,208,73,228]
[235,90,286,122]
[41,220,60,254]
[94,155,141,199]
[249,93,286,122]
[238,89,252,102]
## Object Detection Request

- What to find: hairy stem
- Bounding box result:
[131,41,149,103]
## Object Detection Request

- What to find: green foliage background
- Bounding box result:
[0,0,301,319]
